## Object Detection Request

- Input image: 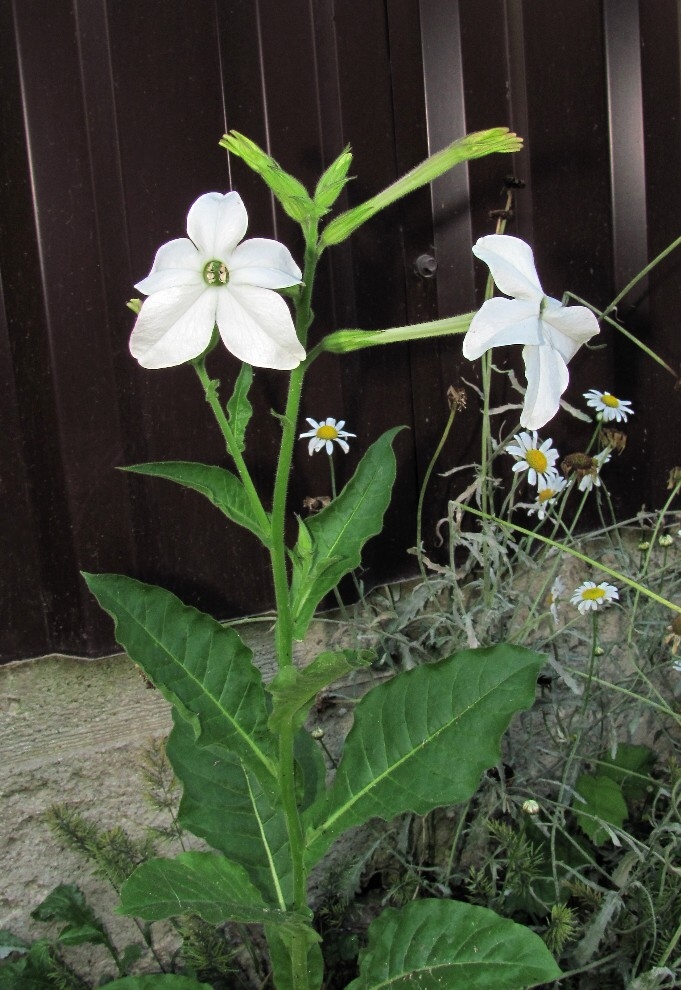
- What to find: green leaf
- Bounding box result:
[290,427,404,640]
[226,363,254,453]
[121,461,271,547]
[600,743,655,803]
[119,852,313,939]
[305,645,543,865]
[347,899,561,990]
[573,773,628,846]
[30,884,108,948]
[83,573,277,787]
[166,710,291,906]
[265,925,324,990]
[103,977,213,989]
[268,649,375,732]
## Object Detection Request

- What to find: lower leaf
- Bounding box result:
[119,851,307,937]
[347,899,562,990]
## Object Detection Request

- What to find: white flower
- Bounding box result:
[570,581,619,614]
[577,448,611,492]
[527,476,568,520]
[462,235,600,429]
[547,576,565,625]
[299,418,355,455]
[130,191,305,370]
[584,389,634,423]
[506,431,560,488]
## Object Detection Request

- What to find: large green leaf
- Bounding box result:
[119,852,311,938]
[83,573,277,786]
[121,461,271,546]
[167,710,292,906]
[305,645,543,865]
[290,427,404,640]
[347,899,561,990]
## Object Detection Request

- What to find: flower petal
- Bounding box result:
[542,300,600,363]
[135,238,204,295]
[187,192,248,257]
[473,235,544,301]
[229,238,303,289]
[462,297,543,359]
[216,285,305,369]
[130,285,217,368]
[520,344,569,429]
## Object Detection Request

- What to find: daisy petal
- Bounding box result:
[521,344,569,429]
[187,192,248,257]
[463,297,543,359]
[472,235,544,301]
[230,238,303,289]
[216,284,305,369]
[130,285,217,368]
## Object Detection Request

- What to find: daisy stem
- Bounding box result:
[415,399,458,579]
[192,358,271,539]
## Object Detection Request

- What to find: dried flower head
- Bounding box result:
[599,428,627,454]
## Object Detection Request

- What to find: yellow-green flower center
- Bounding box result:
[317,424,339,440]
[203,260,229,286]
[526,449,548,473]
[582,587,606,601]
[538,487,555,504]
[602,393,619,408]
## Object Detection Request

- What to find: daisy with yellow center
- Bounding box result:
[507,431,560,488]
[570,580,619,614]
[584,389,634,423]
[527,476,568,520]
[299,417,355,455]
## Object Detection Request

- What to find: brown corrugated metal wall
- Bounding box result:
[2,0,680,661]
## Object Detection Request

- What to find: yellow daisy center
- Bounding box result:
[538,487,555,504]
[582,587,606,601]
[317,424,339,440]
[526,449,548,473]
[602,393,619,408]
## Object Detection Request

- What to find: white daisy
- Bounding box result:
[584,389,634,423]
[570,581,619,614]
[527,476,568,520]
[506,431,560,488]
[299,418,355,455]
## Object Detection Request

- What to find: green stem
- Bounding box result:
[267,229,320,990]
[416,401,458,578]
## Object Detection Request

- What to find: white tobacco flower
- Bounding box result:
[527,476,568,520]
[299,418,355,455]
[130,191,305,370]
[507,431,560,489]
[463,235,600,429]
[570,581,619,614]
[584,389,634,423]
